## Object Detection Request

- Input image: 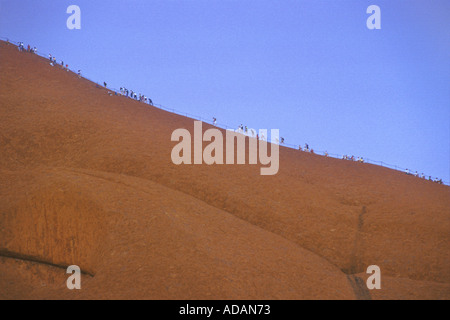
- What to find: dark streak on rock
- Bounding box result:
[0,249,95,277]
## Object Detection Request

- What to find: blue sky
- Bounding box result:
[1,0,449,182]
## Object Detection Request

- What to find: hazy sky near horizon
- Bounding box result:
[1,0,449,182]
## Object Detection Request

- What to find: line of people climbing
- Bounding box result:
[17,40,70,73]
[232,123,286,144]
[16,40,155,106]
[341,154,365,163]
[299,143,316,154]
[216,117,446,183]
[48,54,70,71]
[405,169,443,184]
[17,42,37,54]
[18,42,71,73]
[119,87,153,105]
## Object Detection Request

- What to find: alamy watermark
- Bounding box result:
[66,5,81,30]
[366,265,381,289]
[66,265,81,289]
[367,5,381,30]
[171,121,280,175]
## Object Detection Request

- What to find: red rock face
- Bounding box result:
[0,40,449,300]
